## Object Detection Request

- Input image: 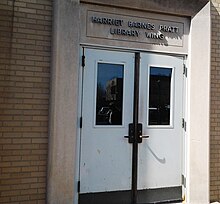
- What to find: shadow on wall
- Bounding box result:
[0,0,15,92]
[210,1,220,203]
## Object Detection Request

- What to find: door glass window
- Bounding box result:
[148,67,172,126]
[96,63,124,125]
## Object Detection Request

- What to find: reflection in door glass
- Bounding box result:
[148,67,172,125]
[96,63,124,125]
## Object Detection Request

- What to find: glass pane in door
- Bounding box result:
[96,63,124,125]
[148,67,172,125]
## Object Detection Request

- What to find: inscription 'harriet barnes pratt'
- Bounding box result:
[91,16,179,40]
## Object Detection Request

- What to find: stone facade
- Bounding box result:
[0,0,52,203]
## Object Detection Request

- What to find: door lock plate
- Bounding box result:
[124,123,149,143]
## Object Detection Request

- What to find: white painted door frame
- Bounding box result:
[76,47,186,204]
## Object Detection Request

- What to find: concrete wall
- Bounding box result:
[188,2,210,203]
[0,0,52,203]
[47,0,80,204]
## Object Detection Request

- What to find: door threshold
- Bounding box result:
[139,198,183,204]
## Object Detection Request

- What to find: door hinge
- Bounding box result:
[80,117,82,128]
[182,175,186,188]
[82,55,85,67]
[183,64,187,77]
[77,181,80,193]
[182,118,186,131]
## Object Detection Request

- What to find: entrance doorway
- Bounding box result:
[79,48,184,204]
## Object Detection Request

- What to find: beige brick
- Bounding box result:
[22,166,38,172]
[37,199,46,204]
[30,160,46,166]
[31,150,47,155]
[11,161,30,167]
[30,193,45,200]
[0,197,11,203]
[20,188,38,195]
[11,183,30,190]
[0,138,12,144]
[31,138,47,143]
[22,144,39,150]
[1,190,21,196]
[30,183,45,189]
[37,188,46,194]
[21,0,37,3]
[13,138,31,144]
[0,162,11,167]
[32,116,48,121]
[18,7,36,14]
[21,178,38,184]
[10,172,31,179]
[21,155,39,161]
[38,166,46,171]
[2,167,21,173]
[0,185,11,191]
[20,200,38,204]
[10,195,30,202]
[0,173,11,180]
[26,13,44,20]
[26,3,44,10]
[15,81,34,88]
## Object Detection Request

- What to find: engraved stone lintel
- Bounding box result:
[86,10,185,47]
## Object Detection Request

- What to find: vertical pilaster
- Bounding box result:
[188,2,211,203]
[47,0,80,203]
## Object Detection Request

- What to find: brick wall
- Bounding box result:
[0,0,52,203]
[210,0,220,202]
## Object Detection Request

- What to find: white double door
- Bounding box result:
[79,48,184,204]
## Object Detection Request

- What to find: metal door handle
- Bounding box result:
[124,136,133,139]
[140,135,149,139]
[124,123,149,143]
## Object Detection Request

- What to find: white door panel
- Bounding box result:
[80,49,134,193]
[138,53,183,189]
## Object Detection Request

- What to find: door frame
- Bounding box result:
[76,46,188,204]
